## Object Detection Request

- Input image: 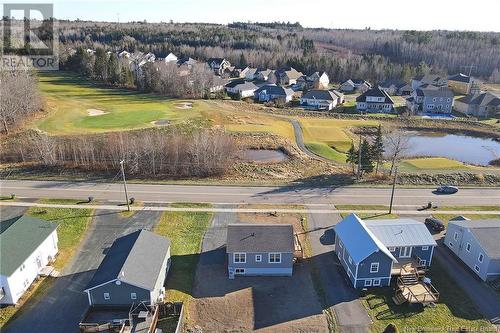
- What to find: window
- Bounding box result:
[348,256,352,264]
[364,280,372,287]
[23,279,29,288]
[399,247,412,258]
[388,247,396,252]
[422,246,429,251]
[474,265,480,272]
[269,253,281,263]
[447,98,451,102]
[373,279,381,286]
[449,242,454,247]
[370,263,379,273]
[433,98,437,102]
[255,254,262,262]
[338,241,343,249]
[233,253,246,263]
[235,268,245,274]
[466,243,471,252]
[104,293,110,300]
[130,293,137,300]
[478,253,484,263]
[454,232,458,241]
[419,259,427,266]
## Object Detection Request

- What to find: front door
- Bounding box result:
[399,246,412,258]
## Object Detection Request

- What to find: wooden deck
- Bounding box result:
[398,282,439,304]
[391,259,426,276]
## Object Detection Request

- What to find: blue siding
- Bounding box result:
[335,234,356,287]
[357,251,393,279]
[389,246,434,267]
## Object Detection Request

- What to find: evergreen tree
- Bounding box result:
[346,142,358,175]
[359,139,374,174]
[107,54,120,84]
[93,47,108,81]
[372,124,385,174]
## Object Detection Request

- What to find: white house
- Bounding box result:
[225,80,259,98]
[300,89,344,110]
[164,52,178,63]
[0,216,58,305]
[356,87,394,113]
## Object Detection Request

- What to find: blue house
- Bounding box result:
[334,214,437,288]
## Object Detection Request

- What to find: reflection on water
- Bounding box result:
[400,132,500,166]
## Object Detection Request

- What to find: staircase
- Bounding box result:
[400,272,418,285]
[392,290,407,305]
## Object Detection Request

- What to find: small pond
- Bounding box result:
[240,149,288,163]
[400,132,500,166]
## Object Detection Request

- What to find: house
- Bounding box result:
[300,89,344,110]
[378,80,410,96]
[177,57,197,68]
[340,79,372,93]
[411,74,447,90]
[84,230,171,306]
[231,66,250,78]
[163,52,178,63]
[225,80,258,98]
[398,83,413,96]
[254,84,294,103]
[207,58,231,76]
[275,67,304,85]
[0,216,58,305]
[254,69,273,81]
[226,224,295,278]
[448,73,481,95]
[334,214,437,288]
[455,92,500,118]
[444,219,500,281]
[356,87,395,113]
[406,86,454,114]
[295,72,330,90]
[244,68,258,81]
[118,50,131,58]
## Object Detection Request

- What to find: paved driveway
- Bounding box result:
[306,208,371,333]
[4,207,161,333]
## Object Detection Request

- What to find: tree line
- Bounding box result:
[1,129,238,178]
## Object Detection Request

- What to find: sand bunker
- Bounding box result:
[174,102,193,109]
[151,119,170,126]
[87,109,108,116]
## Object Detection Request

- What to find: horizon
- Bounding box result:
[2,0,500,32]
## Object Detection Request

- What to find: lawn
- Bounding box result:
[154,203,213,303]
[399,157,473,170]
[27,199,94,270]
[363,257,492,332]
[35,71,204,134]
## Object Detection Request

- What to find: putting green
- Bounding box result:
[34,72,202,134]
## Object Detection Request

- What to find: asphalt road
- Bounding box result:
[2,207,161,333]
[1,180,499,207]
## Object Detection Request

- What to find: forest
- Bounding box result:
[53,20,500,83]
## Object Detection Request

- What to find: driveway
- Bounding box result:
[306,207,371,333]
[189,205,328,332]
[4,207,161,333]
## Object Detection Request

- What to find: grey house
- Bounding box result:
[356,87,395,113]
[444,219,500,281]
[455,92,500,118]
[334,214,436,288]
[254,84,294,103]
[84,230,171,306]
[226,224,295,278]
[406,86,454,114]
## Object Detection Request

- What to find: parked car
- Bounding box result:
[435,185,459,194]
[425,216,445,232]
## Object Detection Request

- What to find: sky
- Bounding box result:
[3,0,500,32]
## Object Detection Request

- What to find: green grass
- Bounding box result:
[27,199,94,270]
[363,258,492,332]
[339,212,399,219]
[154,203,213,303]
[399,157,473,170]
[35,71,204,134]
[305,142,347,163]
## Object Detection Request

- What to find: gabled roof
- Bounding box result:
[356,87,395,104]
[302,89,339,101]
[177,57,197,66]
[341,79,355,86]
[0,216,57,276]
[364,219,437,248]
[413,74,446,83]
[334,214,397,265]
[255,84,294,97]
[379,79,407,89]
[256,69,273,77]
[416,87,454,98]
[227,81,258,91]
[85,230,171,291]
[226,224,294,253]
[457,92,500,107]
[276,67,303,80]
[449,219,500,259]
[448,73,471,83]
[225,79,246,88]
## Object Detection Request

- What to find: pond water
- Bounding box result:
[401,132,500,166]
[240,149,288,163]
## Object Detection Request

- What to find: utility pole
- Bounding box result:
[120,160,130,211]
[389,165,398,214]
[356,134,362,180]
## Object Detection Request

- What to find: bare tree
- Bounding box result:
[384,127,410,176]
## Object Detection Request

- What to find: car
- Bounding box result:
[425,216,445,232]
[435,185,458,194]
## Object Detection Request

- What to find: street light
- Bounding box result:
[120,160,130,212]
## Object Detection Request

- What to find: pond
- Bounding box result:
[239,149,288,163]
[400,132,500,166]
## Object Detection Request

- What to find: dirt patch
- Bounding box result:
[150,119,170,126]
[174,102,193,109]
[86,109,108,116]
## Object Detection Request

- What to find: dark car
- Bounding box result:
[435,185,459,194]
[425,216,445,232]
